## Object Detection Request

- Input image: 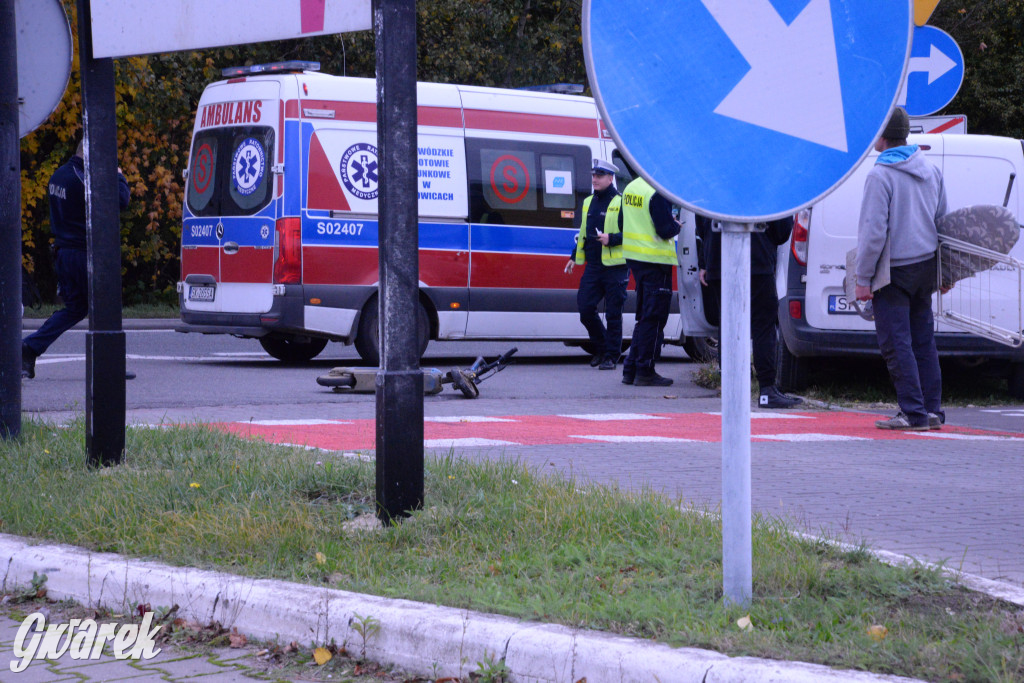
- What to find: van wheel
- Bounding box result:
[259,335,328,363]
[1008,363,1024,400]
[683,336,718,363]
[354,296,430,365]
[776,340,808,392]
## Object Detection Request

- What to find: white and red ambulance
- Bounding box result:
[177,62,709,362]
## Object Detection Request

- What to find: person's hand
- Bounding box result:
[940,282,954,294]
[855,284,872,301]
[596,231,610,246]
[699,269,708,287]
[564,259,575,274]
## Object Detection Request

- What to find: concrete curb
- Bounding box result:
[0,534,924,683]
[21,318,178,331]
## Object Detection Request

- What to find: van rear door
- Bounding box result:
[182,82,280,314]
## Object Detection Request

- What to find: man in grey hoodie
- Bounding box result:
[855,107,947,431]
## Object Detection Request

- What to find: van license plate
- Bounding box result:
[827,294,856,314]
[189,285,216,302]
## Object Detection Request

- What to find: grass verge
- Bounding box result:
[1,420,1021,682]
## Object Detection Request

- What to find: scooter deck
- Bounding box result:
[316,367,445,394]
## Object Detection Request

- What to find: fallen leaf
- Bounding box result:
[736,615,754,631]
[315,552,327,565]
[488,563,501,576]
[313,646,332,665]
[228,628,247,648]
[575,678,588,683]
[867,624,888,642]
[284,641,299,653]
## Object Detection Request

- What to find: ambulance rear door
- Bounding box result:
[181,79,280,314]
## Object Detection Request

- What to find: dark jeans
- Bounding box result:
[872,256,942,427]
[623,260,672,378]
[705,274,779,388]
[23,248,89,358]
[577,262,628,361]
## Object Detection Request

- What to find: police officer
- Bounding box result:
[619,176,679,386]
[564,159,627,370]
[22,140,131,379]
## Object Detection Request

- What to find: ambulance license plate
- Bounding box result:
[189,285,216,302]
[827,294,856,314]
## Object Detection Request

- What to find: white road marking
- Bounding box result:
[424,438,518,448]
[425,416,518,423]
[755,433,869,442]
[571,435,700,443]
[246,419,351,426]
[558,413,666,421]
[912,433,1022,441]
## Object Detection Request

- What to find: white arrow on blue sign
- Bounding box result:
[898,25,964,117]
[584,0,913,221]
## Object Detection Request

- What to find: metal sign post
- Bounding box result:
[77,0,126,467]
[373,0,423,523]
[0,0,21,440]
[584,0,913,607]
[720,222,753,605]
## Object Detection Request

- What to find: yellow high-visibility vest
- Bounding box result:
[574,194,624,266]
[621,177,675,265]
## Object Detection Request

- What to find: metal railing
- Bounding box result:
[936,235,1023,348]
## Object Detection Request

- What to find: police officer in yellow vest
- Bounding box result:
[564,159,627,369]
[619,176,679,386]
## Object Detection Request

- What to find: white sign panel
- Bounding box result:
[90,0,371,59]
[16,0,72,137]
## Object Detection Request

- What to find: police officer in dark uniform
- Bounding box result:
[619,176,680,386]
[22,141,131,379]
[565,159,627,370]
[696,214,803,408]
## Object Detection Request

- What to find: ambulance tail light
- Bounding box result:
[791,209,810,267]
[273,218,302,284]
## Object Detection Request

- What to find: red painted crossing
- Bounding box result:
[214,411,1023,452]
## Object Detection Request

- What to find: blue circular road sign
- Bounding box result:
[902,25,964,117]
[584,0,913,221]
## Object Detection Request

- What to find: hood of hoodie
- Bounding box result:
[876,145,932,180]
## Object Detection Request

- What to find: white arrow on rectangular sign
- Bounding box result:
[90,0,371,59]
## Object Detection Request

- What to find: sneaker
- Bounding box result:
[927,412,943,430]
[589,355,602,367]
[758,385,803,409]
[598,358,615,370]
[21,346,35,379]
[126,371,137,381]
[634,372,673,387]
[622,373,635,385]
[875,412,930,431]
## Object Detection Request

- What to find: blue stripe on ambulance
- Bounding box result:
[182,216,275,248]
[286,120,303,217]
[302,218,469,251]
[470,224,574,255]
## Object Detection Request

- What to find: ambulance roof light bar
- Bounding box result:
[516,84,585,95]
[222,61,321,78]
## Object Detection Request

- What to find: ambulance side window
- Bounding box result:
[466,138,590,227]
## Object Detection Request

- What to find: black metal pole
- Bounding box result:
[0,0,21,440]
[374,0,423,522]
[77,0,125,466]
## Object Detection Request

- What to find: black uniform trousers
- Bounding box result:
[623,260,673,379]
[704,273,779,389]
[577,262,628,361]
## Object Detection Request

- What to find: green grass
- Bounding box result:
[1,421,1022,682]
[22,302,179,319]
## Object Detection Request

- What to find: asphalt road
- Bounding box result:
[15,321,1024,590]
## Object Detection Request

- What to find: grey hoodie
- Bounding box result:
[856,146,947,288]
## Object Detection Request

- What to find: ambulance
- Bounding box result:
[177,62,710,363]
[772,133,1024,398]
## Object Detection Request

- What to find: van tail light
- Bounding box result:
[791,208,810,267]
[273,217,302,284]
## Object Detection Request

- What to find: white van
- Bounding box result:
[773,133,1024,398]
[176,62,706,363]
